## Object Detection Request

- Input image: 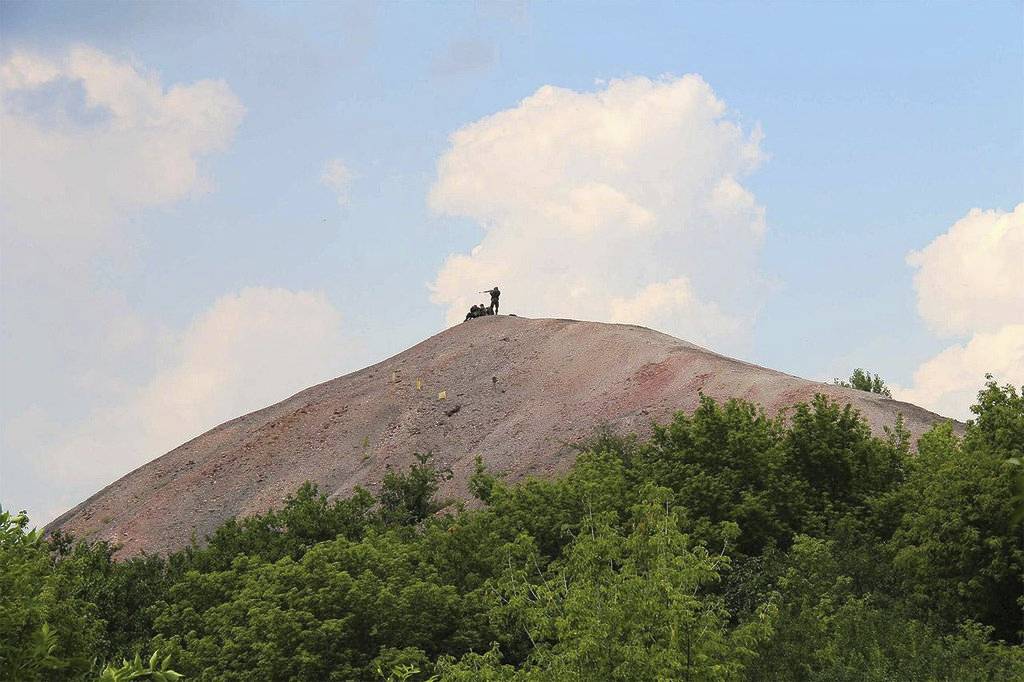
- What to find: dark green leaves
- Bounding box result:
[4,378,1022,680]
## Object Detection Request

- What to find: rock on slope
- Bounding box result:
[47,316,956,557]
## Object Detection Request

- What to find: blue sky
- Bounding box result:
[2,0,1022,523]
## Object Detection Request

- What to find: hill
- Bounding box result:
[46,316,956,556]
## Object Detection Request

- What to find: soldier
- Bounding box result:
[481,286,500,315]
[465,304,480,321]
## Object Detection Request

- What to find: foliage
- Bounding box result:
[833,368,892,397]
[747,535,1024,681]
[0,507,100,680]
[97,651,182,681]
[49,536,174,659]
[378,452,453,526]
[183,481,377,572]
[4,379,1023,680]
[886,380,1024,640]
[1008,456,1024,527]
[484,489,776,680]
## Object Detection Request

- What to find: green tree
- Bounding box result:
[637,397,795,556]
[484,487,775,681]
[50,537,172,660]
[185,480,377,571]
[886,380,1024,641]
[833,368,892,397]
[0,507,101,680]
[379,453,453,526]
[746,534,1024,682]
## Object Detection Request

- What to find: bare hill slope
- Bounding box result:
[47,316,956,556]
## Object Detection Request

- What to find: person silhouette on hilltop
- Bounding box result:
[482,286,500,315]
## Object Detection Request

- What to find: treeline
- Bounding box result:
[3,380,1023,680]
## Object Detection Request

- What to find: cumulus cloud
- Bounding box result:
[0,51,62,89]
[609,278,742,345]
[0,46,245,253]
[27,287,349,522]
[428,75,767,350]
[894,325,1024,421]
[907,204,1024,336]
[1,46,248,427]
[894,204,1023,419]
[320,158,354,206]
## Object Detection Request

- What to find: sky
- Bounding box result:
[2,0,1022,525]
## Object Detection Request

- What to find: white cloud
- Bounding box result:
[1,46,245,252]
[907,203,1024,337]
[896,204,1024,419]
[609,278,741,347]
[135,287,347,447]
[29,287,349,522]
[894,325,1024,421]
[427,75,767,351]
[0,52,61,89]
[0,46,244,349]
[320,158,354,206]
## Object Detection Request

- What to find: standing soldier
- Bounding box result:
[481,286,500,315]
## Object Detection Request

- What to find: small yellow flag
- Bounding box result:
[416,378,423,390]
[438,390,447,400]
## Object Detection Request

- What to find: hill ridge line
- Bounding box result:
[47,316,956,556]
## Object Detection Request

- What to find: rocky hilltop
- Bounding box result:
[47,316,956,556]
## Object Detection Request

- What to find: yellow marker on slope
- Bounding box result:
[416,378,423,390]
[438,390,447,400]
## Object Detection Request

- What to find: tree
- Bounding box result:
[749,536,1024,681]
[0,508,101,680]
[379,453,453,526]
[483,488,775,681]
[886,380,1024,641]
[833,368,892,397]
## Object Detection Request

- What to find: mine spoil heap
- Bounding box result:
[48,316,955,557]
